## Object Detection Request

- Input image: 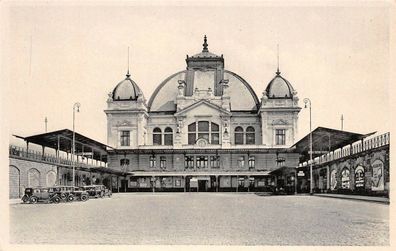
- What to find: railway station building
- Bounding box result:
[9,36,390,197]
[105,36,302,192]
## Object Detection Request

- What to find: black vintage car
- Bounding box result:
[52,186,76,202]
[73,186,89,201]
[21,187,61,204]
[82,185,112,198]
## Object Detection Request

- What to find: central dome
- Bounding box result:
[148,70,259,112]
[148,36,259,112]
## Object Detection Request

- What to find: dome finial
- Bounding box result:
[126,46,131,78]
[202,35,209,52]
[276,44,281,75]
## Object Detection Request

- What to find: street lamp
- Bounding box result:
[72,102,81,187]
[303,98,313,195]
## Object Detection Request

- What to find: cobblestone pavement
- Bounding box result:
[9,193,389,245]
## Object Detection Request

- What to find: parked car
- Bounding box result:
[73,186,89,201]
[83,185,112,198]
[21,187,61,204]
[52,186,76,202]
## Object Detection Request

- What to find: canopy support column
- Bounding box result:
[216,175,219,192]
[236,175,239,193]
[184,176,186,193]
[247,176,250,192]
[57,135,60,163]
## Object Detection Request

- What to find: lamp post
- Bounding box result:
[303,98,313,195]
[72,102,81,187]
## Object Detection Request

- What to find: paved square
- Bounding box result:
[10,193,389,245]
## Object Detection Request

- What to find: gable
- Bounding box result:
[175,100,231,117]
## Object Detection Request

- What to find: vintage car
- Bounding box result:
[21,187,61,204]
[73,186,89,201]
[82,185,112,198]
[51,186,76,202]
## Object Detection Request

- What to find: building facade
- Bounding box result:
[105,37,301,192]
[297,132,390,197]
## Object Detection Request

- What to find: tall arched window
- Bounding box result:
[188,123,196,145]
[153,128,162,145]
[211,122,220,144]
[246,126,255,144]
[164,127,173,145]
[235,126,244,145]
[198,121,209,141]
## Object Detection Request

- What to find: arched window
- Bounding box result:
[246,126,255,144]
[211,122,220,144]
[188,123,196,145]
[153,128,162,145]
[235,126,244,145]
[198,121,209,141]
[188,121,220,145]
[46,171,57,187]
[164,127,173,145]
[28,168,40,187]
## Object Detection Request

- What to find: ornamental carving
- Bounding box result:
[116,120,133,127]
[272,119,289,125]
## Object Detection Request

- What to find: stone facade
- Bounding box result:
[301,144,390,197]
[104,37,302,192]
[9,156,120,198]
[9,158,57,199]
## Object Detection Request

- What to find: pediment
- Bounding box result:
[174,100,231,117]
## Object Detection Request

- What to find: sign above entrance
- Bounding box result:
[297,171,305,177]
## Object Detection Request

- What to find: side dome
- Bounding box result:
[265,71,294,99]
[112,72,143,101]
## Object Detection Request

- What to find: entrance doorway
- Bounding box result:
[120,179,128,192]
[198,180,208,192]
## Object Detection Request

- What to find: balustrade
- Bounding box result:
[300,132,389,167]
[9,145,106,168]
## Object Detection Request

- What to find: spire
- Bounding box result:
[276,44,281,75]
[126,46,131,78]
[202,35,209,52]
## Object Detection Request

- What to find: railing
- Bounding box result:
[9,145,107,168]
[299,132,390,168]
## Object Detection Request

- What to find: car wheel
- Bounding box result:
[81,195,88,202]
[60,193,67,201]
[52,196,61,204]
[29,196,38,204]
[67,194,75,202]
[21,195,29,203]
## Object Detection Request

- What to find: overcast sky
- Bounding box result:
[2,1,392,147]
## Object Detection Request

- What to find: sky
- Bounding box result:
[1,1,393,148]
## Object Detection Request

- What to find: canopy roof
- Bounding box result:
[16,129,111,162]
[292,127,374,162]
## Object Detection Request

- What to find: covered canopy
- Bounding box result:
[15,129,112,162]
[292,127,374,162]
